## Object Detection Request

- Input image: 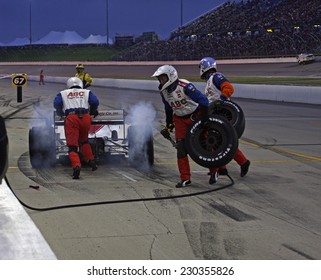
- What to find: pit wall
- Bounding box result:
[30,76,321,105]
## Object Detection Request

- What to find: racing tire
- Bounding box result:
[29,126,56,168]
[208,100,245,138]
[185,115,238,168]
[0,116,8,181]
[128,125,154,167]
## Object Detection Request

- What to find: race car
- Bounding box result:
[28,109,154,168]
[296,53,315,65]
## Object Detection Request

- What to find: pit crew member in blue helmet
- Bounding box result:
[199,57,250,177]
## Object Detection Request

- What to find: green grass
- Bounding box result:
[92,75,321,87]
[229,76,321,86]
[0,45,121,62]
[182,76,321,87]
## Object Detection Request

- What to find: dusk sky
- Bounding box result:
[0,0,238,44]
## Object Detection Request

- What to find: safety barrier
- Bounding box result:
[11,75,321,105]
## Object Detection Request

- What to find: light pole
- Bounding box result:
[106,0,109,45]
[29,1,32,44]
[180,0,183,27]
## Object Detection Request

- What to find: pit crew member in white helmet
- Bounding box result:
[53,77,99,179]
[152,65,222,188]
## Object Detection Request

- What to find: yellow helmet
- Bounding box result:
[75,64,84,69]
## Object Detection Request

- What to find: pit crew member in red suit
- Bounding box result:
[53,77,99,179]
[152,65,223,188]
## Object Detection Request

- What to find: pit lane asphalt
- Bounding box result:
[1,66,321,259]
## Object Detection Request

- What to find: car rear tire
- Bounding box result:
[185,115,238,168]
[29,126,56,168]
[128,125,154,167]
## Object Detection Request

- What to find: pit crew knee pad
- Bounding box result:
[69,146,78,153]
[176,139,187,159]
[79,140,89,145]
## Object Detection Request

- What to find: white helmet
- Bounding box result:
[152,65,178,91]
[67,77,83,89]
[199,57,217,79]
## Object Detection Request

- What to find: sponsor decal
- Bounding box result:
[99,111,121,115]
[190,120,201,134]
[198,147,231,162]
[89,125,104,134]
[229,102,241,113]
[209,117,223,124]
[67,91,85,98]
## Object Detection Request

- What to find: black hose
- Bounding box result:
[5,175,234,212]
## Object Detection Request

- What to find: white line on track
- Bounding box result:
[117,172,137,182]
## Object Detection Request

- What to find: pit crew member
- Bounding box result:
[152,65,222,188]
[53,77,99,179]
[199,56,250,177]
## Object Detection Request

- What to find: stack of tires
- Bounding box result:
[185,100,245,168]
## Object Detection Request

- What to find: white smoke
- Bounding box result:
[126,102,156,170]
[126,101,156,126]
[30,99,54,127]
[28,100,56,168]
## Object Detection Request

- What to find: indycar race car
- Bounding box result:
[29,110,154,168]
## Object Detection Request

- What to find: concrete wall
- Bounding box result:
[29,75,321,105]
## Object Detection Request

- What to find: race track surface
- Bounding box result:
[1,62,321,260]
[1,60,321,79]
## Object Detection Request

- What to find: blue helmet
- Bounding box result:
[199,57,217,79]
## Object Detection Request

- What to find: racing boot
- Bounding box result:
[176,180,191,188]
[209,171,218,185]
[240,160,250,177]
[88,160,98,171]
[218,168,229,176]
[73,166,81,179]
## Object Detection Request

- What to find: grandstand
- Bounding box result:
[1,0,320,62]
[113,0,321,61]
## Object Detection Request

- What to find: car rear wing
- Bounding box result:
[54,109,126,125]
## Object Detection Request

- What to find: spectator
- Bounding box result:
[39,69,45,85]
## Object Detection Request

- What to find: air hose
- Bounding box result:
[5,175,234,212]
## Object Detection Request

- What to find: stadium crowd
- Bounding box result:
[113,0,321,61]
